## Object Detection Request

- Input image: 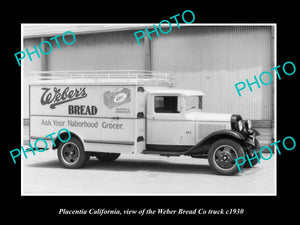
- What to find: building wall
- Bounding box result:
[23,26,274,122]
[23,38,42,120]
[151,26,273,120]
[48,31,145,71]
[23,31,146,118]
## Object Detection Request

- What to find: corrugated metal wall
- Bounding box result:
[23,38,42,119]
[151,26,273,120]
[23,31,146,118]
[23,26,273,121]
[49,31,145,70]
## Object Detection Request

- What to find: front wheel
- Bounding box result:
[57,137,90,169]
[208,139,245,175]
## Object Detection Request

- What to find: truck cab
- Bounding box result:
[29,70,260,175]
[146,88,206,150]
[143,87,260,175]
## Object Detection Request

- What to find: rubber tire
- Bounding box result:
[95,153,120,162]
[208,138,245,175]
[57,137,90,169]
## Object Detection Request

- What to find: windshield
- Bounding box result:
[185,96,203,111]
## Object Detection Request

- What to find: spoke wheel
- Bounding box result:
[214,145,238,170]
[62,143,80,164]
[57,137,90,169]
[208,139,245,175]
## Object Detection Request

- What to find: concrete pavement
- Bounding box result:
[21,148,276,195]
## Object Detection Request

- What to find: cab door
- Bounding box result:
[146,94,195,150]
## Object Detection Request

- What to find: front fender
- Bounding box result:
[188,129,246,154]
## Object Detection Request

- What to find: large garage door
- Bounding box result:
[48,30,145,71]
[23,30,146,118]
[151,26,274,121]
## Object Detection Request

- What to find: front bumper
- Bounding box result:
[245,128,260,149]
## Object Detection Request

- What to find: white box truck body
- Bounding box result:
[29,70,260,175]
[29,71,169,155]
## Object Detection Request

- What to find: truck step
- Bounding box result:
[142,150,183,156]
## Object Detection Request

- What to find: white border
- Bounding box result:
[21,24,24,195]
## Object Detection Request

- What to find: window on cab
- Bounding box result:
[185,96,203,111]
[154,96,180,113]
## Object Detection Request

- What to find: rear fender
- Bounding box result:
[53,130,85,151]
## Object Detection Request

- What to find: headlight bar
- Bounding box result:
[230,114,243,131]
[245,119,252,129]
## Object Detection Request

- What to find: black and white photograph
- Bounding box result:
[4,5,298,220]
[20,23,276,195]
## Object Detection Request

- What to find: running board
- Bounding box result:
[142,150,184,156]
[144,144,194,156]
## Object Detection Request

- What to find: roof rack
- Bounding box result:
[30,70,173,86]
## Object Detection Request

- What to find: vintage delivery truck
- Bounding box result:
[29,70,260,175]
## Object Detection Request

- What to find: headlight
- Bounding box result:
[238,120,243,131]
[231,114,243,132]
[245,119,252,129]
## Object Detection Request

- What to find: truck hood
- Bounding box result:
[186,111,232,122]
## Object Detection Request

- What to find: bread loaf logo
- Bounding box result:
[103,88,131,109]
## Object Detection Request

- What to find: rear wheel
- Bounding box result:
[208,139,245,175]
[57,137,90,168]
[95,152,120,162]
